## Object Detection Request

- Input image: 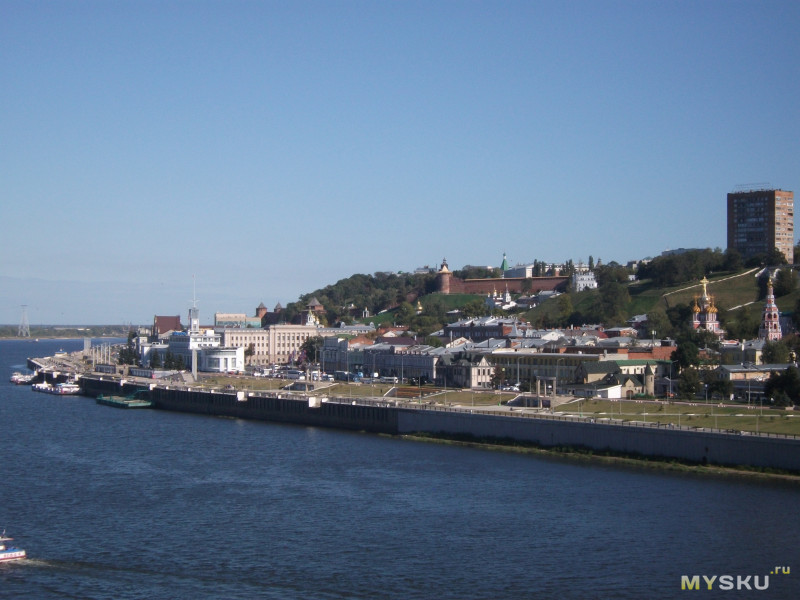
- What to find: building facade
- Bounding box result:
[571,271,598,292]
[219,328,271,366]
[265,323,324,365]
[727,188,794,263]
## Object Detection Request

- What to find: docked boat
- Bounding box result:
[10,372,36,385]
[32,381,82,395]
[54,382,82,395]
[31,381,54,393]
[0,531,26,562]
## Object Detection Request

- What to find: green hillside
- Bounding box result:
[291,259,798,339]
[523,267,799,334]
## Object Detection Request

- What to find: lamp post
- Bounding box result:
[743,362,760,408]
[556,358,565,397]
[669,360,679,399]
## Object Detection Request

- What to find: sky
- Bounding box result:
[2,0,799,325]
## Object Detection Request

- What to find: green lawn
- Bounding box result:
[194,375,800,436]
[557,398,800,436]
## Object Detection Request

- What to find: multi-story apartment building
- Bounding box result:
[727,188,794,263]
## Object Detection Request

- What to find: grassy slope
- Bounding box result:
[524,269,800,326]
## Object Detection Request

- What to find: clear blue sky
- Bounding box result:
[2,0,798,325]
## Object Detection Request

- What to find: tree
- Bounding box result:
[762,340,791,364]
[490,366,506,389]
[424,336,443,348]
[118,331,139,365]
[672,341,699,369]
[724,307,760,342]
[764,366,800,407]
[646,308,673,340]
[300,336,324,364]
[395,302,415,325]
[462,299,486,318]
[244,343,255,365]
[149,350,162,368]
[702,370,733,399]
[677,367,702,399]
[588,255,594,270]
[594,264,629,287]
[766,247,788,266]
[557,294,573,325]
[723,248,743,272]
[596,281,630,325]
[773,268,797,296]
[793,298,800,331]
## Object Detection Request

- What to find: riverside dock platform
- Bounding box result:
[96,394,153,409]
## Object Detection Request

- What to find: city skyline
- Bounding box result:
[2,1,798,324]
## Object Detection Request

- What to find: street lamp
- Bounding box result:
[743,362,760,408]
[669,360,680,398]
[556,358,565,397]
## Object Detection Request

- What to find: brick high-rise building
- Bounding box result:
[727,188,794,264]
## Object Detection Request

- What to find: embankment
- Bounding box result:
[80,376,800,473]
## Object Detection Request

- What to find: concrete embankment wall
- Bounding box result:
[80,376,397,434]
[79,376,800,472]
[149,387,398,434]
[397,409,800,472]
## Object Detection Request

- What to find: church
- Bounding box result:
[690,277,725,338]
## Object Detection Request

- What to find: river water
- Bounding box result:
[1,338,797,599]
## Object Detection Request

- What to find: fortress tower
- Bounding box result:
[436,258,452,294]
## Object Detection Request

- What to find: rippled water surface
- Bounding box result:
[1,339,798,599]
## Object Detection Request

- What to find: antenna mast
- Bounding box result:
[18,305,30,338]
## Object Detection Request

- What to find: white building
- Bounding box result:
[141,303,245,373]
[571,271,598,292]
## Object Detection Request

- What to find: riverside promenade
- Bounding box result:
[78,372,800,474]
[21,345,800,473]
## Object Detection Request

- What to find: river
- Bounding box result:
[1,338,797,598]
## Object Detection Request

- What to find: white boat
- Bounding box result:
[0,531,26,562]
[10,372,36,385]
[54,382,81,395]
[32,381,81,395]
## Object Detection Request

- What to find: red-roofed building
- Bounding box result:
[153,315,182,337]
